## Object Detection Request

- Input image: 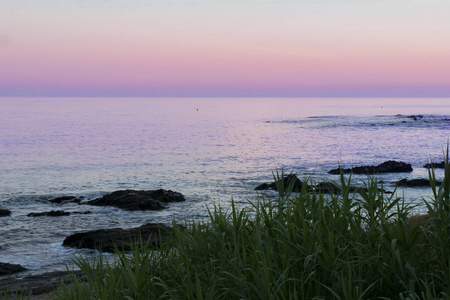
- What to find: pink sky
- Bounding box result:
[1,1,450,97]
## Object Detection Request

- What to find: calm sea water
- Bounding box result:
[1,97,449,275]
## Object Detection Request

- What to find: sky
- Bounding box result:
[1,0,450,97]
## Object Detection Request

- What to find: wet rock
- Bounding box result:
[407,115,424,121]
[396,178,441,187]
[0,209,11,217]
[329,160,413,175]
[423,161,446,169]
[254,174,303,192]
[50,196,83,204]
[0,270,84,296]
[27,210,91,217]
[28,210,70,217]
[83,189,185,211]
[0,262,26,276]
[63,223,176,252]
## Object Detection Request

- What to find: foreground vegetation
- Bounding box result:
[54,158,450,299]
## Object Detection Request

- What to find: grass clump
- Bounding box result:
[58,163,450,299]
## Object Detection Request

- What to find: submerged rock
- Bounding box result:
[27,210,91,217]
[329,160,413,175]
[83,189,185,211]
[50,196,83,204]
[423,161,446,169]
[28,210,70,217]
[396,178,441,187]
[0,209,11,217]
[63,223,177,252]
[0,262,26,276]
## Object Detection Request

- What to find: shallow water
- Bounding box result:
[0,97,449,274]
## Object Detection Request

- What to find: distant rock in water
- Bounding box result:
[62,223,177,252]
[27,210,91,217]
[0,262,26,276]
[423,161,446,169]
[50,196,83,204]
[329,160,413,175]
[83,189,185,211]
[255,174,303,192]
[396,178,441,187]
[0,209,11,217]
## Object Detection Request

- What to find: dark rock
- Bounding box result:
[0,209,11,217]
[27,210,91,217]
[83,189,185,211]
[254,183,270,190]
[407,115,423,120]
[28,210,70,217]
[0,262,26,276]
[0,270,84,296]
[313,182,341,194]
[423,161,446,169]
[63,223,176,252]
[73,211,92,215]
[396,178,441,187]
[254,174,303,192]
[329,160,413,175]
[50,196,83,204]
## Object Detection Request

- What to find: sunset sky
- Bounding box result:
[1,0,450,97]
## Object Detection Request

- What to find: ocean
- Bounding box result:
[1,97,449,275]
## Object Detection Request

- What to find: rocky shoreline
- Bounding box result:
[0,160,447,296]
[0,188,185,297]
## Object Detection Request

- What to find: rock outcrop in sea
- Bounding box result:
[0,209,11,217]
[83,189,185,211]
[423,161,446,169]
[396,178,441,187]
[63,223,177,252]
[27,210,91,217]
[329,160,413,174]
[0,262,26,276]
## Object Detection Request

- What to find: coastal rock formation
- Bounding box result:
[423,161,446,169]
[0,209,11,217]
[63,223,177,252]
[83,189,185,211]
[50,196,83,204]
[396,178,441,187]
[27,210,91,217]
[0,270,84,296]
[0,262,26,276]
[255,174,303,192]
[254,175,352,194]
[329,160,413,175]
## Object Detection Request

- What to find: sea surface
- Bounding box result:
[1,97,449,276]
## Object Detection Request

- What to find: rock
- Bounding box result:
[62,223,176,252]
[423,161,446,169]
[254,174,303,192]
[83,189,185,211]
[50,196,83,204]
[313,182,341,194]
[28,210,70,217]
[396,178,441,187]
[27,210,91,217]
[0,262,26,276]
[329,160,413,175]
[407,115,423,121]
[0,209,11,217]
[0,270,84,296]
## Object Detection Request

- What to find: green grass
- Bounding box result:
[56,159,450,299]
